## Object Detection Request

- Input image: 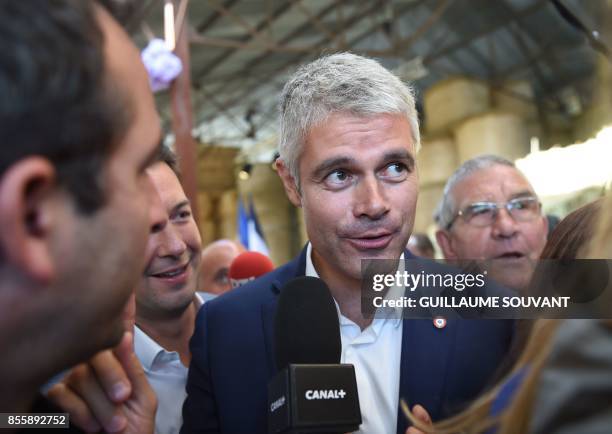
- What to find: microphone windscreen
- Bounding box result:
[274,276,341,370]
[229,251,275,280]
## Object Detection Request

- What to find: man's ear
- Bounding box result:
[435,229,457,260]
[0,157,57,284]
[275,158,302,208]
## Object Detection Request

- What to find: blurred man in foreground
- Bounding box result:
[0,0,161,432]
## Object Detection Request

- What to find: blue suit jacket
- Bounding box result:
[181,249,515,434]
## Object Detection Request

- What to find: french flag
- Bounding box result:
[237,195,270,256]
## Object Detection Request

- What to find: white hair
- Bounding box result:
[435,155,516,229]
[278,52,420,185]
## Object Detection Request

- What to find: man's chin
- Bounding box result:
[156,294,196,318]
[344,257,396,284]
[345,240,403,258]
[83,319,125,362]
[108,319,127,344]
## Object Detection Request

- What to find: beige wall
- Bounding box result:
[196,146,239,246]
[237,163,300,265]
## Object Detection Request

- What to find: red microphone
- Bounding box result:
[229,251,275,288]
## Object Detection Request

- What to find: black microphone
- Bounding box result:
[268,276,362,434]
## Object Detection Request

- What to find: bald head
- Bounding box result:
[199,240,246,295]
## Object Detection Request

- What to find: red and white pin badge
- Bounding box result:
[433,317,446,329]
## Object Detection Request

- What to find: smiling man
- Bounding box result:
[435,155,548,292]
[134,147,203,434]
[182,53,514,434]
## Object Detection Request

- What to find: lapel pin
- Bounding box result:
[433,317,446,329]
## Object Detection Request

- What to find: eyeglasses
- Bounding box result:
[446,197,541,229]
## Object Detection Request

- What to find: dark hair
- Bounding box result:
[157,144,181,177]
[0,0,132,213]
[97,0,138,26]
[409,233,434,255]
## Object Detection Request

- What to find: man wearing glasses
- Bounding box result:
[435,155,548,292]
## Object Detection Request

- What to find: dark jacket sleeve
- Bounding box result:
[181,302,219,434]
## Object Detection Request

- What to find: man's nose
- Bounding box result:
[491,207,519,239]
[353,175,390,220]
[158,225,188,258]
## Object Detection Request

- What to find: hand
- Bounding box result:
[406,404,432,434]
[47,331,157,433]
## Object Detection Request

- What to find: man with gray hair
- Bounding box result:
[182,54,513,434]
[435,154,548,291]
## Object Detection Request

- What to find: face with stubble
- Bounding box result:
[278,112,419,287]
[135,162,202,320]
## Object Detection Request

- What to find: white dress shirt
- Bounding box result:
[134,294,203,434]
[305,243,403,434]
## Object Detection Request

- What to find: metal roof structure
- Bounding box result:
[121,0,612,158]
